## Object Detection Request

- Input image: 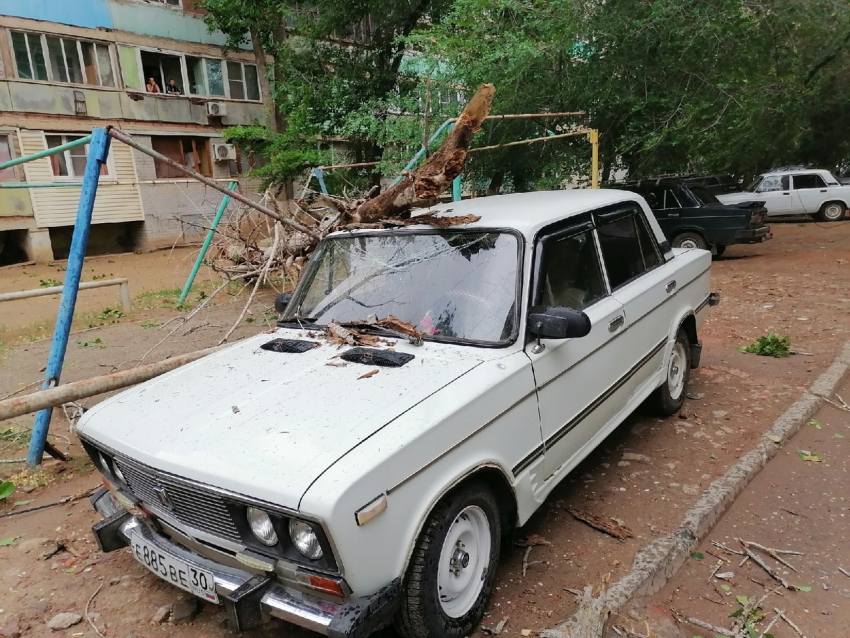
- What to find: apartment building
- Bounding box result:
[0,0,270,263]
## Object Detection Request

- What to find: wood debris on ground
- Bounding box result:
[565,506,634,540]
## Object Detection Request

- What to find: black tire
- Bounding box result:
[395,483,502,638]
[647,329,691,416]
[672,232,708,250]
[818,201,846,222]
[714,244,726,257]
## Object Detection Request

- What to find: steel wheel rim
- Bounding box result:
[678,238,699,249]
[668,342,687,400]
[437,505,491,618]
[825,204,843,220]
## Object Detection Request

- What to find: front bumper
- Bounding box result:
[90,489,398,638]
[734,225,772,244]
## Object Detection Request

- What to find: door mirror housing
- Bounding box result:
[275,292,293,314]
[528,306,591,340]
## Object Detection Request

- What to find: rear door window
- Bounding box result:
[792,174,827,189]
[597,212,662,290]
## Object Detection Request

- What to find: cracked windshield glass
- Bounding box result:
[285,232,519,344]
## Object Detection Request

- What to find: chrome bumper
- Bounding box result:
[118,516,338,633]
[91,489,398,637]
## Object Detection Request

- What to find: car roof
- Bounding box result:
[402,189,648,239]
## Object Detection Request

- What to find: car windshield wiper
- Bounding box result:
[278,315,320,327]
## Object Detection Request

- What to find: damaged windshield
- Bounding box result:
[283,231,520,345]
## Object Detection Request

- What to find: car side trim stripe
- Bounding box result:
[695,293,711,314]
[512,337,666,477]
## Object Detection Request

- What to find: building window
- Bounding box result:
[151,137,211,178]
[0,134,16,181]
[226,61,261,101]
[229,148,268,177]
[148,0,181,5]
[45,135,110,179]
[11,31,115,87]
[128,46,260,101]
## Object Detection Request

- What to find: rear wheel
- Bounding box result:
[818,201,846,222]
[396,483,502,638]
[672,232,708,250]
[648,329,691,416]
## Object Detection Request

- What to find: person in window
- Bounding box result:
[146,77,161,93]
[165,79,181,95]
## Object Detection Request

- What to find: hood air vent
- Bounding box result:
[340,347,415,367]
[260,339,319,353]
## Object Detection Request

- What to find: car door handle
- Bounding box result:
[608,315,624,332]
[821,189,827,193]
[782,192,790,195]
[666,280,677,293]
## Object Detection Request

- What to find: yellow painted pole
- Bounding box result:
[589,129,600,189]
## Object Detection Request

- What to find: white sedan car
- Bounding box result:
[81,190,716,638]
[718,168,850,221]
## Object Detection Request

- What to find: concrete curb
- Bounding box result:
[542,339,850,635]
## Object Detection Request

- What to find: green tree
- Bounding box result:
[413,0,850,187]
[201,0,456,186]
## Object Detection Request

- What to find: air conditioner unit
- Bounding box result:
[207,102,227,117]
[213,143,237,162]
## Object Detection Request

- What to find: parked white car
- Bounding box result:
[81,190,717,638]
[718,168,850,221]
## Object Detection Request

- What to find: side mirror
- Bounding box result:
[528,306,591,340]
[275,292,293,314]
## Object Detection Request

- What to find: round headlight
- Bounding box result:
[288,520,323,560]
[112,461,127,484]
[98,452,111,473]
[247,508,279,546]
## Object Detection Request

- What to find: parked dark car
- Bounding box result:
[683,174,741,195]
[612,178,771,255]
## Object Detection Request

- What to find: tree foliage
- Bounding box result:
[201,0,850,190]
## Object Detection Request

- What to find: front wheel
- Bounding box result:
[672,232,708,250]
[647,329,691,416]
[395,483,502,638]
[818,201,846,222]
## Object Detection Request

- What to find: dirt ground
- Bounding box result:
[1,220,849,638]
[620,374,850,638]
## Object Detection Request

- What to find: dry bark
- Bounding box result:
[353,83,496,223]
[566,507,634,541]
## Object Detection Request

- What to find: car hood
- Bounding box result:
[78,330,485,509]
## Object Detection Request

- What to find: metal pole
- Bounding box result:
[0,183,95,189]
[0,136,92,172]
[106,127,321,241]
[177,181,237,308]
[27,128,110,467]
[452,176,462,201]
[313,168,329,195]
[590,129,600,189]
[392,120,455,186]
[0,278,130,304]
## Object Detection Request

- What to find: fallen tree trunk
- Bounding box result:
[354,83,496,223]
[0,345,224,422]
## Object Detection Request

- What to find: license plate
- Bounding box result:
[131,533,218,603]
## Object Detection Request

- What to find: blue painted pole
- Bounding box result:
[313,167,329,195]
[27,128,110,467]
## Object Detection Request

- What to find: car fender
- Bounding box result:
[298,351,539,596]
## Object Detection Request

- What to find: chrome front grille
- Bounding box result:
[114,457,243,544]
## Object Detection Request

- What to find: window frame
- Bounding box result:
[0,133,18,181]
[133,46,261,102]
[531,213,612,310]
[791,173,827,190]
[11,30,117,88]
[44,133,114,182]
[593,206,664,292]
[149,135,213,179]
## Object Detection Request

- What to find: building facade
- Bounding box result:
[0,0,270,263]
